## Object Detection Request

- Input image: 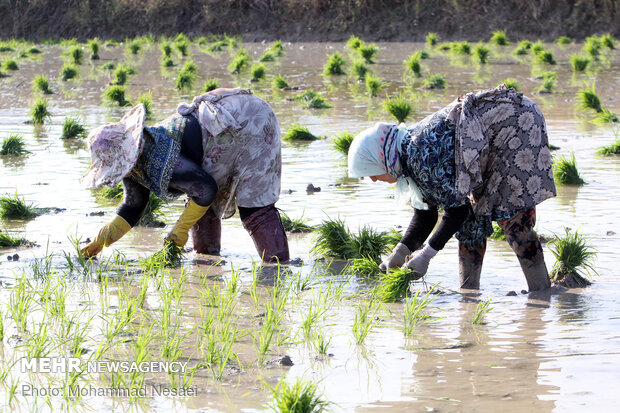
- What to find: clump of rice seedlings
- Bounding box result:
[513,40,532,55]
[488,222,506,240]
[294,89,331,109]
[352,60,369,81]
[570,54,590,71]
[597,109,618,123]
[88,38,100,59]
[331,131,355,156]
[141,241,184,270]
[175,69,195,90]
[0,230,28,247]
[272,73,288,89]
[577,83,603,113]
[549,228,597,287]
[450,41,471,55]
[267,40,284,56]
[423,73,446,89]
[268,378,330,413]
[99,183,123,199]
[426,32,439,47]
[403,284,441,335]
[139,193,165,226]
[311,217,356,259]
[537,71,557,93]
[555,36,573,45]
[530,40,545,55]
[180,59,197,74]
[101,62,115,70]
[584,35,602,59]
[0,68,6,78]
[404,53,422,77]
[112,65,131,85]
[553,152,585,185]
[358,42,378,63]
[503,78,519,91]
[377,267,418,302]
[350,226,390,263]
[385,228,402,249]
[103,85,130,106]
[137,91,153,118]
[472,298,493,324]
[365,74,383,97]
[0,43,14,52]
[259,50,276,62]
[161,41,172,58]
[490,29,509,45]
[203,78,219,92]
[174,38,189,57]
[60,63,78,81]
[282,124,320,141]
[250,63,266,82]
[69,46,83,64]
[126,39,141,54]
[347,35,363,50]
[32,74,52,94]
[474,43,490,64]
[600,33,616,49]
[30,97,50,124]
[281,212,314,233]
[1,133,30,155]
[597,138,620,155]
[383,94,412,123]
[323,52,346,75]
[206,40,226,52]
[348,257,381,277]
[2,58,18,70]
[228,49,250,73]
[162,56,174,67]
[0,194,39,219]
[61,116,87,139]
[535,49,556,65]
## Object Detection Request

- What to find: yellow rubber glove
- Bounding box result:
[165,199,210,247]
[81,215,132,258]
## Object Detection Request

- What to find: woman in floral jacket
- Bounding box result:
[81,88,289,262]
[348,85,555,291]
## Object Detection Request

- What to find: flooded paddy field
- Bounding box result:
[1,37,620,412]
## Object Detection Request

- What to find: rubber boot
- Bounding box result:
[241,205,290,263]
[458,239,486,289]
[498,208,551,292]
[190,207,222,254]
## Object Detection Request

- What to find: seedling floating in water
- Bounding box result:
[61,116,87,139]
[549,228,597,287]
[30,97,51,124]
[365,74,383,97]
[384,94,412,123]
[403,53,422,78]
[268,378,330,413]
[323,52,346,75]
[577,83,619,123]
[570,54,590,71]
[0,230,29,247]
[348,257,381,277]
[228,49,250,73]
[553,152,585,186]
[331,131,354,156]
[347,35,363,50]
[472,298,493,325]
[352,60,369,81]
[0,193,39,219]
[474,43,490,64]
[89,38,100,59]
[272,74,288,89]
[33,74,53,94]
[423,74,446,89]
[1,133,30,156]
[103,85,130,106]
[294,89,331,109]
[61,64,78,81]
[357,42,378,63]
[503,78,520,91]
[426,32,439,47]
[137,91,153,118]
[489,29,509,45]
[203,78,220,92]
[282,124,320,141]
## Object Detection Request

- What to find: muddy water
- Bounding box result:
[1,41,620,412]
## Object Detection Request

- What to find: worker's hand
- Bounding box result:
[405,244,438,277]
[81,240,103,258]
[380,243,410,271]
[80,215,131,258]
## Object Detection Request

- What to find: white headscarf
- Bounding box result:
[348,122,428,210]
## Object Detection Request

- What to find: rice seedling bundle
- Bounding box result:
[141,241,184,270]
[272,74,288,89]
[280,212,314,233]
[161,42,172,57]
[570,54,590,71]
[89,38,100,59]
[0,194,39,219]
[0,230,29,247]
[311,217,356,259]
[503,78,519,91]
[331,131,354,156]
[268,40,284,56]
[1,133,29,156]
[175,39,189,56]
[404,53,421,77]
[103,85,130,106]
[600,33,616,49]
[597,138,620,156]
[2,58,18,70]
[270,379,330,413]
[203,78,219,92]
[383,95,412,123]
[33,74,52,94]
[474,43,490,64]
[555,36,573,45]
[323,52,346,75]
[513,40,532,55]
[30,97,50,124]
[294,90,331,109]
[350,226,390,263]
[489,222,506,240]
[358,43,378,63]
[228,49,250,73]
[347,35,363,50]
[61,116,87,139]
[137,91,153,118]
[549,228,597,287]
[426,32,439,47]
[127,39,141,54]
[423,74,446,89]
[537,71,557,93]
[584,35,602,59]
[365,74,383,97]
[377,267,419,302]
[60,64,78,81]
[99,183,123,199]
[282,124,320,141]
[535,49,556,65]
[69,46,83,65]
[348,257,381,277]
[489,30,509,45]
[250,63,266,82]
[352,60,369,80]
[553,152,585,185]
[472,298,493,324]
[577,84,602,113]
[450,41,471,55]
[139,193,165,226]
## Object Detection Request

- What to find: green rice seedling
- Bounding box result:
[112,65,130,85]
[404,53,422,77]
[513,40,532,55]
[600,33,616,49]
[350,225,390,262]
[311,330,331,355]
[259,50,276,62]
[30,97,50,124]
[268,378,330,413]
[358,43,378,63]
[323,52,346,75]
[490,30,509,45]
[161,41,172,58]
[281,211,314,232]
[503,78,519,91]
[99,182,123,199]
[597,109,619,123]
[33,74,52,94]
[127,39,141,54]
[294,89,331,109]
[384,94,412,123]
[553,152,585,185]
[450,41,471,55]
[474,43,490,64]
[472,298,493,324]
[180,59,197,74]
[347,35,363,50]
[489,222,506,240]
[88,38,100,59]
[352,60,369,81]
[1,133,29,155]
[27,321,60,359]
[268,40,284,56]
[141,241,184,270]
[0,68,7,78]
[549,228,597,286]
[137,91,153,118]
[535,49,556,65]
[352,293,379,344]
[60,63,78,80]
[300,292,329,339]
[365,74,383,97]
[404,283,441,335]
[272,73,288,89]
[597,138,620,155]
[103,85,130,106]
[584,35,602,59]
[250,63,267,82]
[331,131,354,156]
[206,40,226,52]
[101,62,115,70]
[0,230,28,247]
[311,217,356,259]
[426,32,439,47]
[0,43,14,52]
[203,78,219,92]
[69,46,83,64]
[8,275,34,331]
[570,54,590,71]
[61,116,87,139]
[348,257,381,277]
[530,40,545,55]
[162,56,174,67]
[377,267,418,302]
[555,36,573,45]
[385,228,402,249]
[139,192,165,225]
[0,310,4,341]
[2,58,18,70]
[537,71,557,93]
[282,124,320,141]
[423,73,446,89]
[577,83,603,113]
[228,49,250,73]
[175,39,189,57]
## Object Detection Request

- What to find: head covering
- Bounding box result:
[81,104,146,189]
[348,122,428,209]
